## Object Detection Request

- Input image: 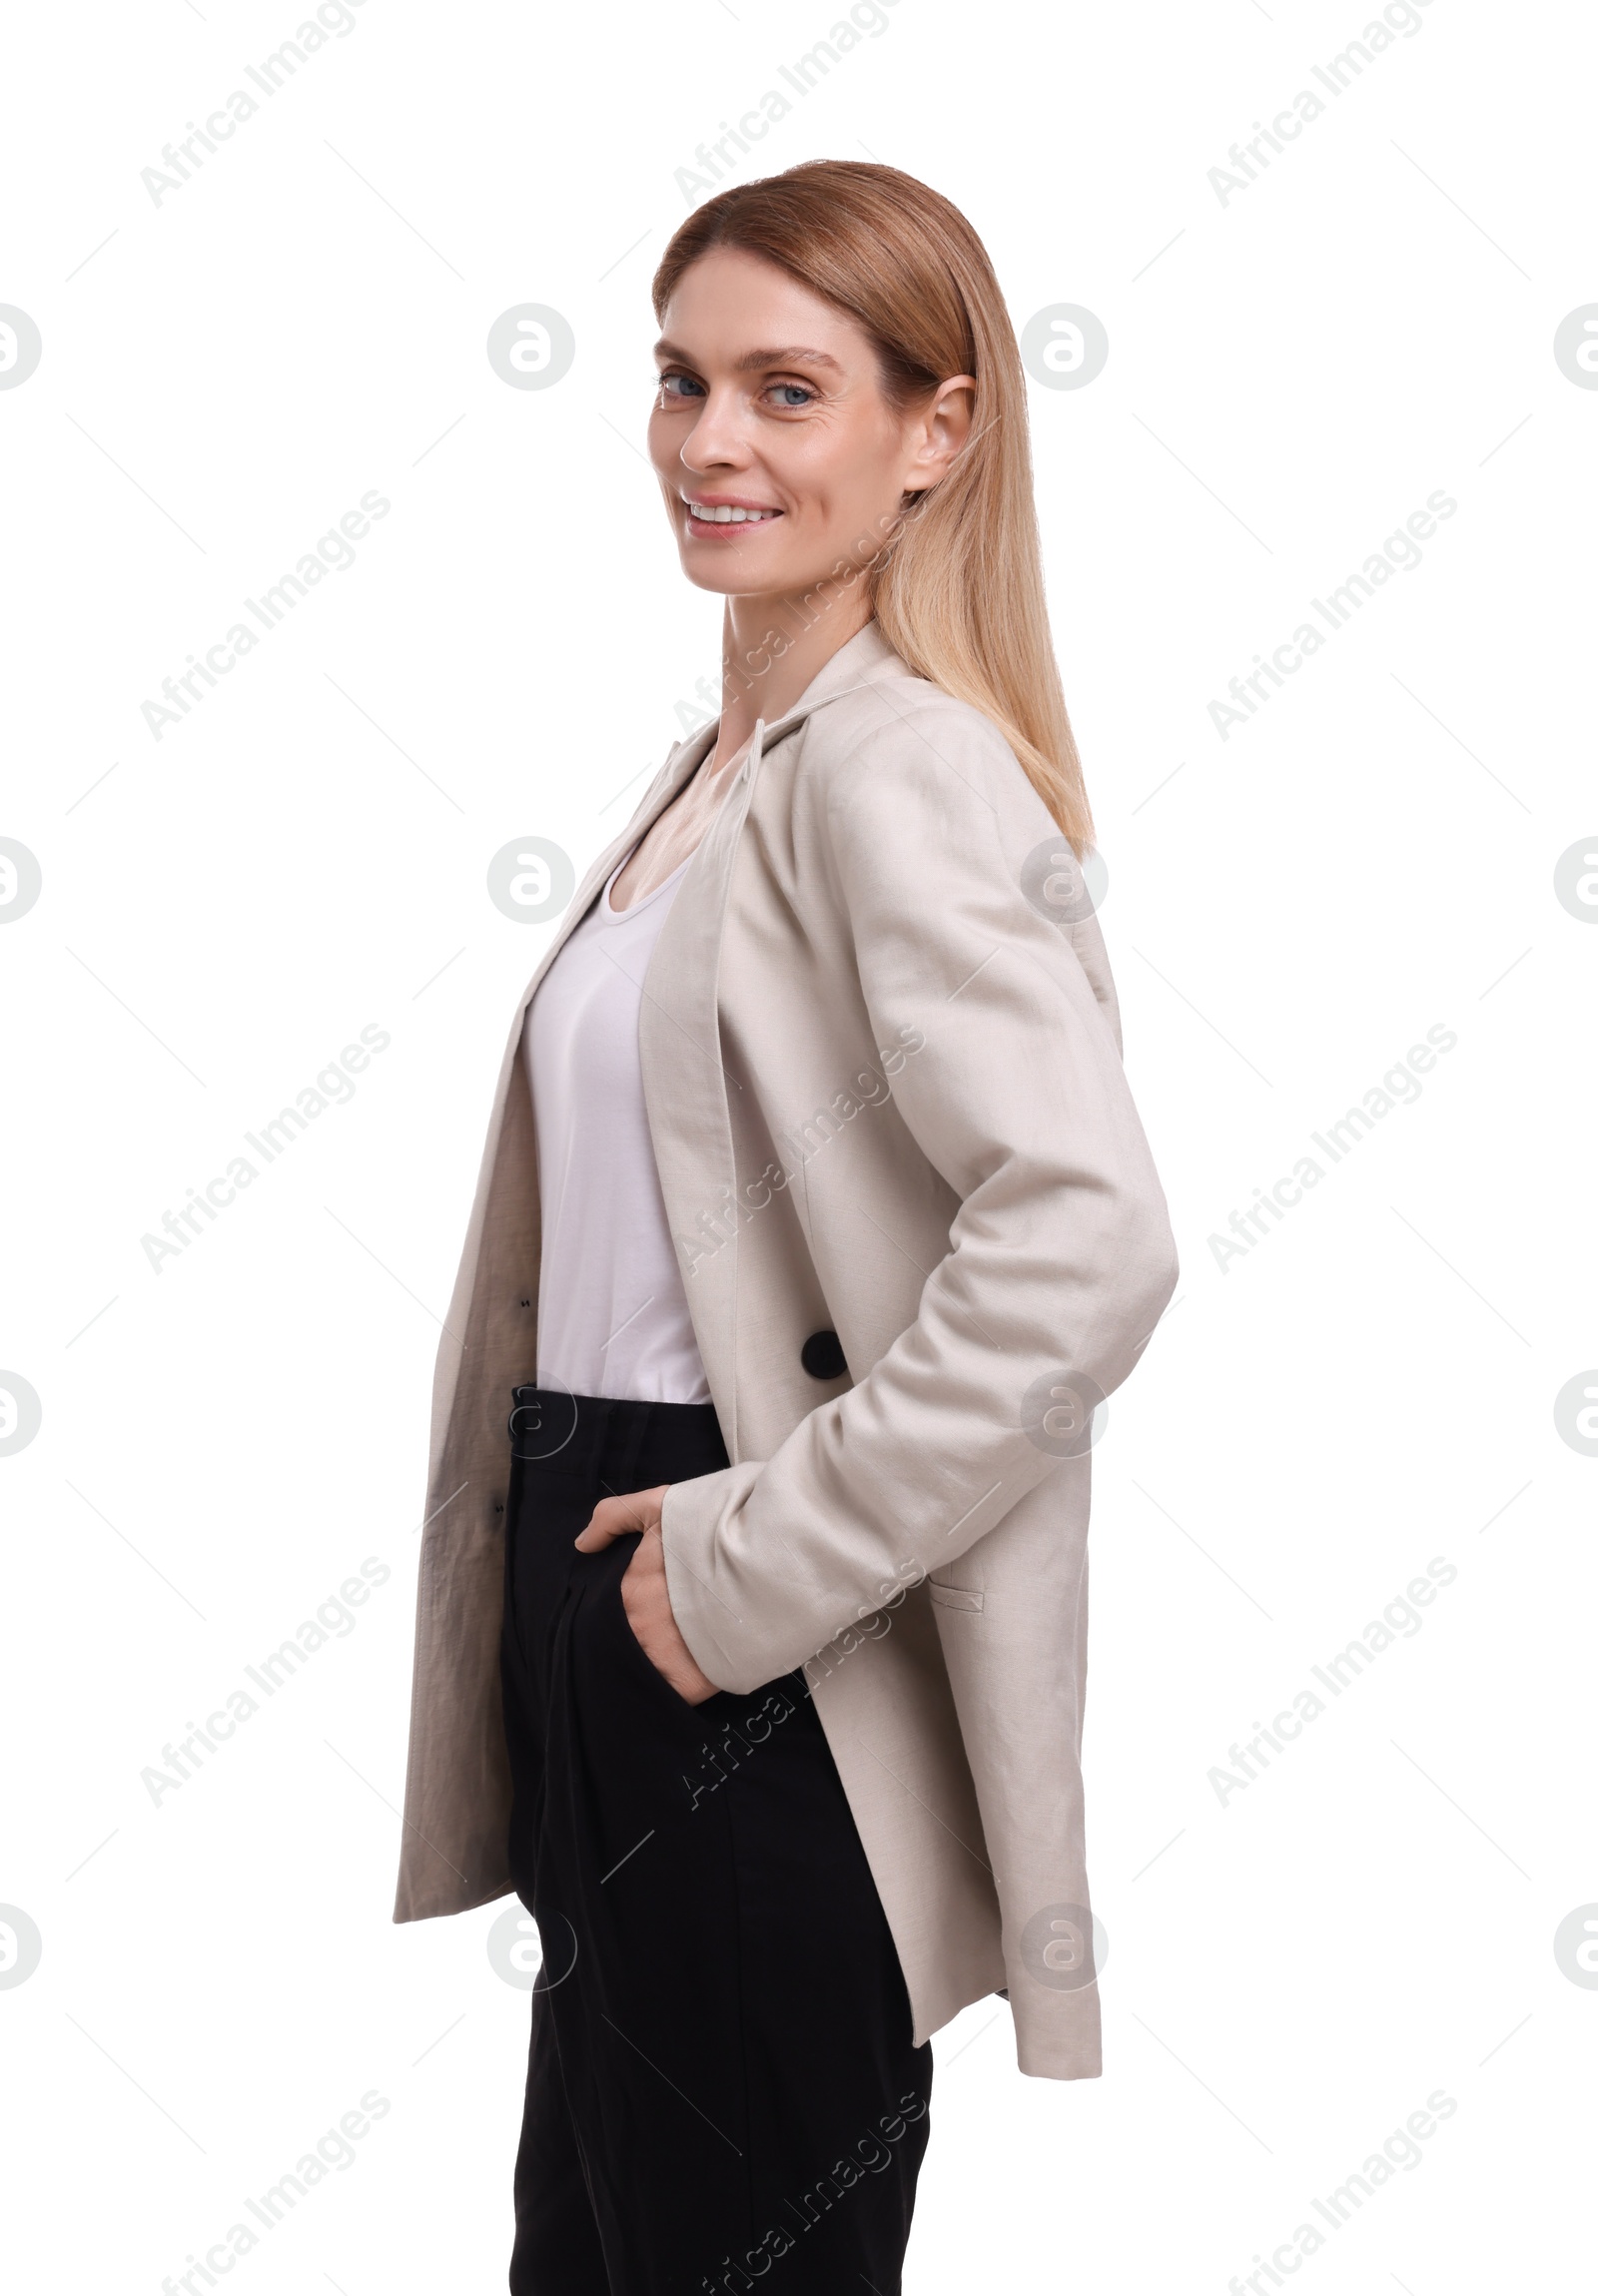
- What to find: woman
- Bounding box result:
[394,161,1178,2293]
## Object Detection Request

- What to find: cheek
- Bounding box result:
[800,469,909,560]
[782,419,904,521]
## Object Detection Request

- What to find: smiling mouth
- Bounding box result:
[682,496,783,526]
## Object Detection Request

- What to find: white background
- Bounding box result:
[2,0,1593,2288]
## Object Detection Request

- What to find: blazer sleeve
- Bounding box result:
[660,701,1180,1696]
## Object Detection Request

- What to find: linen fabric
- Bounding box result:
[393,622,1180,2079]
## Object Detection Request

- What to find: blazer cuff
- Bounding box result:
[659,1462,791,1695]
[1010,1979,1104,2080]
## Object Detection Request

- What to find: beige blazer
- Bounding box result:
[393,622,1178,2079]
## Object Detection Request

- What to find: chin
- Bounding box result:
[679,559,744,596]
[679,552,793,600]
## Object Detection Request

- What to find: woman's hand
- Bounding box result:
[574,1487,721,1706]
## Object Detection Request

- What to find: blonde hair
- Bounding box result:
[652,159,1094,853]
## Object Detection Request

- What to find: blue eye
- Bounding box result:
[656,372,704,400]
[772,383,813,407]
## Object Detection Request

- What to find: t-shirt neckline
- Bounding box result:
[600,850,692,922]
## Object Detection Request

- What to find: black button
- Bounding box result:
[800,1329,847,1381]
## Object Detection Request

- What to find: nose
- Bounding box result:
[677,384,751,475]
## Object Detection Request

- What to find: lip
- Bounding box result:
[679,490,785,539]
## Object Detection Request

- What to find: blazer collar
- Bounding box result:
[769,614,910,731]
[514,622,913,1031]
[659,617,913,777]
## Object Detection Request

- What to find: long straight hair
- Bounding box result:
[652,160,1094,853]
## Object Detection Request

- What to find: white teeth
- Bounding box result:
[685,500,777,523]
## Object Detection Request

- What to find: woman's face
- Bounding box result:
[648,246,970,604]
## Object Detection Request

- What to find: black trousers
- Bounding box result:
[499,1387,932,2295]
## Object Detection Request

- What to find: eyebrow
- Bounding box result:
[653,339,844,376]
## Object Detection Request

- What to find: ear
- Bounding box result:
[901,376,976,492]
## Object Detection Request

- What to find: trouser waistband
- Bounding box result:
[505,1385,726,1485]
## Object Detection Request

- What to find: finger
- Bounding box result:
[573,1485,667,1551]
[572,1503,629,1552]
[572,1497,625,1552]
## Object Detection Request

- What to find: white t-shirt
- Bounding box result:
[523,855,711,1404]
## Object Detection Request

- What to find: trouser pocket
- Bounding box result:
[597,1532,710,1719]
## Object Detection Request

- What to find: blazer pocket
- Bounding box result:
[928,1582,985,1613]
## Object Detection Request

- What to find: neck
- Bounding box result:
[711,579,875,769]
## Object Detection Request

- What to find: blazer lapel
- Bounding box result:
[510,725,718,1034]
[540,618,904,1048]
[422,728,719,1494]
[636,624,922,1458]
[637,720,768,1459]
